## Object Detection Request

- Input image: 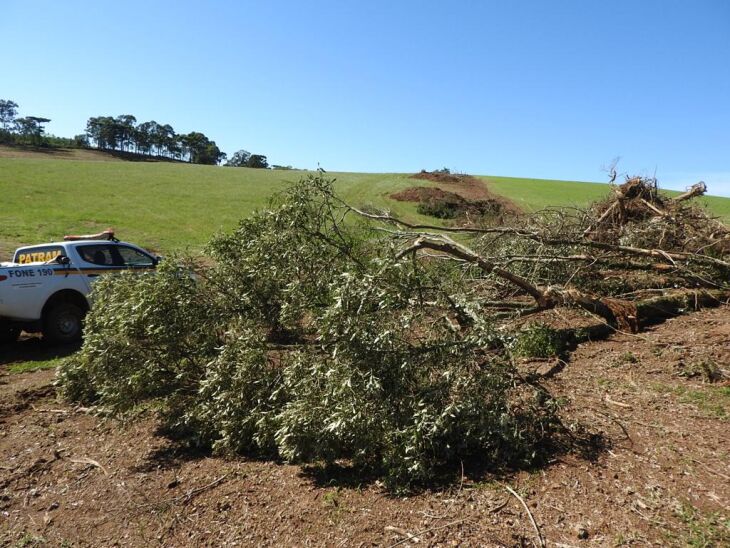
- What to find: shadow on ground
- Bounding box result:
[0,335,80,367]
[297,426,608,494]
[132,415,608,494]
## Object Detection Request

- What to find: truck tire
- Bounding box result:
[0,322,20,345]
[43,302,84,344]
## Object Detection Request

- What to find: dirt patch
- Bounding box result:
[392,172,520,222]
[0,368,56,421]
[410,170,466,184]
[410,170,513,203]
[1,307,728,546]
[0,145,122,162]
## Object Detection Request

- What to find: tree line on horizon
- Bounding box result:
[85,115,227,165]
[0,98,277,168]
[0,99,53,147]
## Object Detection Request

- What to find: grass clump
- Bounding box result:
[7,358,64,374]
[619,351,639,364]
[653,383,730,420]
[677,386,730,420]
[671,502,730,547]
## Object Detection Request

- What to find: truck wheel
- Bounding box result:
[43,303,84,344]
[0,322,20,345]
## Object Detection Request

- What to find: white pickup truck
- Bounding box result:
[0,236,159,344]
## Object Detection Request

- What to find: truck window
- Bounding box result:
[14,246,66,264]
[77,244,115,266]
[115,246,155,267]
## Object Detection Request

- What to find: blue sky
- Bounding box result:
[2,0,729,195]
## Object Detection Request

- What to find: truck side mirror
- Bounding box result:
[56,256,71,265]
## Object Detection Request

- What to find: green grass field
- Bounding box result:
[1,153,728,259]
[0,159,436,256]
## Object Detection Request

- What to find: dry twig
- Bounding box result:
[604,395,632,409]
[387,519,471,548]
[504,485,546,548]
[70,457,108,475]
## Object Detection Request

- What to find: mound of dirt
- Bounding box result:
[410,170,466,184]
[391,186,508,220]
[391,186,458,203]
[393,171,520,222]
[410,171,501,202]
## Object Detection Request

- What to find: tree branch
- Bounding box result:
[396,235,549,305]
[672,181,706,203]
[340,197,729,270]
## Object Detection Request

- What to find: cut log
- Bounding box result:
[635,289,729,324]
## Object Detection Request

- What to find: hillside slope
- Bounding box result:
[0,159,435,256]
[1,151,728,257]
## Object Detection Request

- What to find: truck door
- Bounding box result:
[75,244,122,284]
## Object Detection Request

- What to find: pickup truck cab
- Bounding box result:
[0,237,158,344]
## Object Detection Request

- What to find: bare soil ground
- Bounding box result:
[391,172,521,222]
[1,307,728,547]
[408,171,519,207]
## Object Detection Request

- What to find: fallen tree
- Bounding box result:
[58,174,729,489]
[335,176,728,330]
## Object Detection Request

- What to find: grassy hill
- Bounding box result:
[1,149,728,258]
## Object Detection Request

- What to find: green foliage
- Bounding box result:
[226,150,269,168]
[0,99,18,131]
[417,199,460,219]
[476,210,588,291]
[13,532,47,547]
[652,383,730,420]
[225,149,251,167]
[512,324,566,358]
[247,154,268,169]
[14,116,51,146]
[58,176,562,489]
[85,116,226,164]
[57,259,220,415]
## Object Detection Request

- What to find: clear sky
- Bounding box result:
[2,0,729,195]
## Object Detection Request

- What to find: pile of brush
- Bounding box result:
[584,177,728,257]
